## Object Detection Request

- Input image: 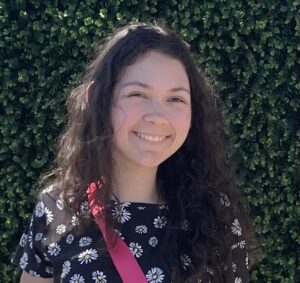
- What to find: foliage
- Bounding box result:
[0,0,299,282]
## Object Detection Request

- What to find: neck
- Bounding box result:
[112,164,160,204]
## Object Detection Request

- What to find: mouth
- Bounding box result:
[132,131,170,142]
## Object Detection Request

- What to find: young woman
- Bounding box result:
[13,23,254,283]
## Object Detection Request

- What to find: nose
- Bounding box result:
[143,102,169,126]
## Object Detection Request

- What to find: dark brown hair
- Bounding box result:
[41,22,257,282]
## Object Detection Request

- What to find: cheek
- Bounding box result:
[111,106,126,133]
[172,110,192,133]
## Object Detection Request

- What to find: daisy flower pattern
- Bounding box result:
[79,236,92,247]
[19,252,28,269]
[129,242,143,258]
[220,193,231,207]
[92,270,107,283]
[56,199,64,210]
[71,215,80,226]
[112,203,131,223]
[149,236,158,247]
[35,232,43,241]
[78,248,98,264]
[12,186,249,283]
[137,206,146,210]
[66,234,74,244]
[231,219,242,236]
[29,270,40,277]
[70,274,85,283]
[19,233,28,247]
[41,185,54,194]
[135,225,148,234]
[56,224,66,235]
[153,216,167,228]
[61,260,71,278]
[35,254,41,263]
[44,207,53,224]
[35,201,45,217]
[146,267,165,283]
[45,266,54,275]
[47,242,61,256]
[80,201,90,215]
[180,254,192,270]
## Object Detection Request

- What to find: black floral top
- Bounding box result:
[12,186,249,283]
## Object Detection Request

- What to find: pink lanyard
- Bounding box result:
[87,182,148,283]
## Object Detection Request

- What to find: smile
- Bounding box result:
[133,131,169,142]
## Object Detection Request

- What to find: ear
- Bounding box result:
[85,81,94,104]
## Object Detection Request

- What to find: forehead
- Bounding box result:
[117,51,190,90]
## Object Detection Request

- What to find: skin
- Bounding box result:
[111,50,192,203]
[19,50,192,282]
[20,271,53,283]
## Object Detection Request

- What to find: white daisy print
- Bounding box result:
[206,266,214,275]
[28,231,33,249]
[112,203,131,223]
[235,277,243,283]
[56,224,66,235]
[45,207,53,224]
[42,185,54,193]
[153,216,167,228]
[56,199,64,210]
[220,193,231,207]
[45,266,54,275]
[180,254,191,270]
[232,262,237,273]
[149,236,158,247]
[47,242,61,256]
[231,219,242,236]
[129,242,143,258]
[19,233,28,247]
[66,234,74,244]
[79,236,92,247]
[146,267,165,283]
[29,270,40,277]
[159,204,168,210]
[92,270,107,283]
[70,274,85,283]
[135,225,148,234]
[238,240,246,249]
[113,228,124,239]
[35,254,41,263]
[19,252,28,269]
[78,248,98,264]
[35,201,45,217]
[181,219,189,231]
[137,206,146,210]
[61,260,71,278]
[71,215,80,226]
[80,201,90,215]
[35,233,43,241]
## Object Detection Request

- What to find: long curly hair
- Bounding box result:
[41,23,256,282]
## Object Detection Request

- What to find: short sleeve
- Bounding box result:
[12,195,54,278]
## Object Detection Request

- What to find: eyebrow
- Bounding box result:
[120,81,190,95]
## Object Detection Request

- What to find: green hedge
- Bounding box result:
[1,1,299,282]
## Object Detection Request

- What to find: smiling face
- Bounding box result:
[111,51,192,171]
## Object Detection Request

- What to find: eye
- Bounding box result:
[127,92,147,98]
[169,96,186,103]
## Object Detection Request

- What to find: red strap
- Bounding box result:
[87,182,148,283]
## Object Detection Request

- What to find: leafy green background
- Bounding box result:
[1,0,299,282]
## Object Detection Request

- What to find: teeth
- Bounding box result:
[136,132,166,142]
